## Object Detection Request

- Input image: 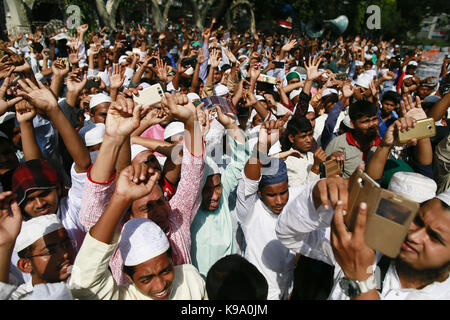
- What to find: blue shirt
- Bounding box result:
[378,109,398,139]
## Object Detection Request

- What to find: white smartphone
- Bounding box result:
[133,84,165,108]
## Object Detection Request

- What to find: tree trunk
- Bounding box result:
[95,0,119,30]
[150,0,165,31]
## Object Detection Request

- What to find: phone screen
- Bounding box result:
[376,198,412,225]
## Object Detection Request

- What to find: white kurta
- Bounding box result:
[236,173,301,300]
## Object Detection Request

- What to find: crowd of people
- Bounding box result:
[0,16,449,301]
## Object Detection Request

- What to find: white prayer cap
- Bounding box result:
[355,73,372,89]
[322,88,338,98]
[205,156,221,177]
[388,172,437,203]
[78,123,105,147]
[131,144,149,161]
[187,92,201,102]
[403,75,413,80]
[164,121,184,141]
[213,84,229,97]
[184,66,194,76]
[342,114,352,128]
[371,46,378,52]
[436,188,450,207]
[89,93,112,109]
[15,214,64,253]
[355,61,364,67]
[52,33,69,41]
[255,95,265,101]
[408,61,418,67]
[118,55,128,65]
[7,46,18,54]
[238,55,248,61]
[0,112,15,124]
[119,218,170,266]
[289,89,301,101]
[365,53,373,61]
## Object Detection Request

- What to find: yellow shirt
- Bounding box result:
[69,232,208,300]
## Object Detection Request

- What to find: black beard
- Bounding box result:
[395,256,450,288]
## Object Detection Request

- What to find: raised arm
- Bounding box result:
[17,79,91,173]
[0,191,22,284]
[15,100,41,160]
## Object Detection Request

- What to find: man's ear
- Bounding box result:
[17,258,33,274]
[288,134,295,144]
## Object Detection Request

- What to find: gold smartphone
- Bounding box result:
[257,74,277,85]
[345,169,419,258]
[132,83,164,108]
[398,118,436,144]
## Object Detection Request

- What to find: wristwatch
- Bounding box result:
[339,274,377,299]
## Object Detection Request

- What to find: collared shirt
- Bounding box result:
[276,180,450,300]
[325,132,380,178]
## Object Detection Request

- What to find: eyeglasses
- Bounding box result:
[24,238,76,259]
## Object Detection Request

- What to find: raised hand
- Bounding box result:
[105,95,149,140]
[155,58,168,83]
[68,44,81,66]
[0,191,22,249]
[114,164,160,202]
[304,54,325,81]
[210,49,222,69]
[0,68,22,115]
[51,58,70,77]
[379,117,418,148]
[15,100,36,123]
[331,200,377,282]
[258,113,291,153]
[16,78,58,115]
[215,106,237,129]
[399,94,427,120]
[342,82,355,99]
[109,64,125,90]
[161,92,197,124]
[66,69,87,94]
[282,39,298,52]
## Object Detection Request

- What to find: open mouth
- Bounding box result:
[152,286,170,299]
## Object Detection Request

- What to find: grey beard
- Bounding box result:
[395,256,450,287]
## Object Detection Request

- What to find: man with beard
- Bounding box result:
[276,168,450,299]
[325,100,380,178]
